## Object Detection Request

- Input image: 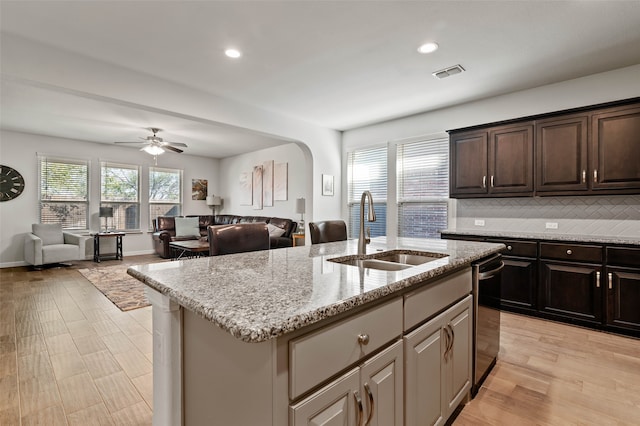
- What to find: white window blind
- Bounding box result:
[347,146,387,238]
[397,137,449,238]
[101,162,140,231]
[38,155,89,229]
[149,167,182,229]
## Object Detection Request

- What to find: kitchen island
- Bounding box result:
[128,237,503,425]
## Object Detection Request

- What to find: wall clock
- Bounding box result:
[0,165,26,202]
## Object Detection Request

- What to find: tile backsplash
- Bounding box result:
[454,195,640,237]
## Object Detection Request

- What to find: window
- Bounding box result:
[100,162,140,231]
[347,146,387,238]
[149,167,182,228]
[39,155,89,229]
[397,137,449,238]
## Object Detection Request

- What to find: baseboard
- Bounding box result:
[0,260,29,269]
[123,249,156,257]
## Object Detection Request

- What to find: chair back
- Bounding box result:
[208,223,270,256]
[32,223,64,246]
[308,220,348,244]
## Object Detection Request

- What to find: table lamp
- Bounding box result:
[99,207,113,232]
[206,195,223,217]
[296,197,306,234]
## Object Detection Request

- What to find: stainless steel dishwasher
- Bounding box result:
[472,253,504,395]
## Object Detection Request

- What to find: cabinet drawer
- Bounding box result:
[607,247,640,267]
[489,239,537,257]
[404,268,471,332]
[289,298,402,400]
[540,243,602,263]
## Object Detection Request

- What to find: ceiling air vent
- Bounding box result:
[432,64,465,79]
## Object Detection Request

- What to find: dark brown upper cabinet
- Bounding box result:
[449,98,639,198]
[450,123,533,197]
[591,105,640,191]
[535,114,589,193]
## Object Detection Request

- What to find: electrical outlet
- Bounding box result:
[474,219,485,227]
[546,222,559,229]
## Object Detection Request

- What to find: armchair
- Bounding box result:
[24,223,89,268]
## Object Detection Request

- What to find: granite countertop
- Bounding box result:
[128,237,502,343]
[440,229,640,246]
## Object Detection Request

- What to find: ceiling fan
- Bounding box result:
[114,128,188,155]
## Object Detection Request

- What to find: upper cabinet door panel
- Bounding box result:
[592,106,640,190]
[536,115,589,192]
[450,131,488,195]
[488,124,534,194]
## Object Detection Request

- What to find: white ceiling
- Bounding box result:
[1,1,640,158]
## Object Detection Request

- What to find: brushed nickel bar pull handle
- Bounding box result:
[364,383,374,426]
[594,169,598,183]
[449,324,455,359]
[608,272,613,290]
[482,175,486,188]
[596,271,600,288]
[582,170,586,183]
[490,175,495,188]
[442,327,450,361]
[354,391,364,426]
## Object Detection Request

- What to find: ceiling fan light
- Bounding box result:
[143,145,165,156]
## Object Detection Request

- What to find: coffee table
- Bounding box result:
[169,240,210,260]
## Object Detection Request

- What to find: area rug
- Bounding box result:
[78,265,150,311]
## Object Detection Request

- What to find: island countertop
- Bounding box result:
[128,237,503,343]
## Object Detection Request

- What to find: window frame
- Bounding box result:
[100,161,141,232]
[149,166,183,229]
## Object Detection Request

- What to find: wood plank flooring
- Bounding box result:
[1,256,639,425]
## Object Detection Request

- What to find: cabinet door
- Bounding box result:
[290,368,359,426]
[404,312,446,426]
[501,257,537,311]
[592,106,640,190]
[444,296,472,414]
[540,261,603,324]
[535,115,589,192]
[606,267,640,333]
[488,123,534,194]
[360,341,403,426]
[450,130,488,196]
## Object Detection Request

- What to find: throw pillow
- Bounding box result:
[175,217,200,238]
[267,223,286,238]
[32,223,64,246]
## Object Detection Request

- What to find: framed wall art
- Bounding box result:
[274,162,288,201]
[322,174,334,196]
[192,179,207,200]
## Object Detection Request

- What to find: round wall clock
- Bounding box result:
[0,165,26,202]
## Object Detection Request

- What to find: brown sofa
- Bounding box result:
[152,214,297,258]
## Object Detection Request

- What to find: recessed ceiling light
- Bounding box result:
[225,48,242,59]
[417,42,439,54]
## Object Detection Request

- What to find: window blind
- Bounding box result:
[38,155,89,229]
[149,167,182,229]
[347,146,387,238]
[397,138,449,238]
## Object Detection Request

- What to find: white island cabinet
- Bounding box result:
[130,238,503,426]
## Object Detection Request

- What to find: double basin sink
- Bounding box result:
[328,249,447,271]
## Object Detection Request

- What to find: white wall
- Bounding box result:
[0,130,219,266]
[218,143,307,221]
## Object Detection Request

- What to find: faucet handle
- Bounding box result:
[365,227,371,244]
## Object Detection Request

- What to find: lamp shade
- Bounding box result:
[206,195,222,206]
[296,198,306,214]
[99,207,114,218]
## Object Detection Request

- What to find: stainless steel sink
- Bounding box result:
[328,250,447,271]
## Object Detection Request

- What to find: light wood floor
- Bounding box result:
[1,256,639,425]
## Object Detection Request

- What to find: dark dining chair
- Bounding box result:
[208,223,270,255]
[308,220,348,244]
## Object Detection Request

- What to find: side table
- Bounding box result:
[92,232,125,262]
[292,233,305,247]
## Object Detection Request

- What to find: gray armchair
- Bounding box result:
[24,223,89,267]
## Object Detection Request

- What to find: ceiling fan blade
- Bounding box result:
[164,145,184,153]
[162,142,188,148]
[114,141,146,144]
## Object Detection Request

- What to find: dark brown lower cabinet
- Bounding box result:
[606,267,640,333]
[501,256,537,312]
[539,261,603,325]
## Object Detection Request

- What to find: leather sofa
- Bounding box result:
[152,214,297,258]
